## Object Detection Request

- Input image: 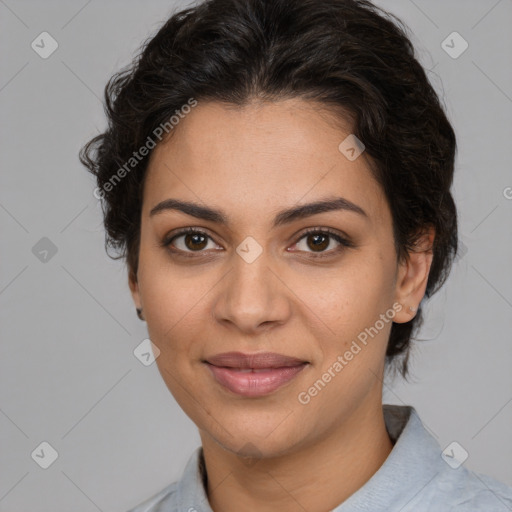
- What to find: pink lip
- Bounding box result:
[204,351,309,397]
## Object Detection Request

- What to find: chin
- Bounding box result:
[202,412,310,460]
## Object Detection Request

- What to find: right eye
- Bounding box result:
[162,228,223,256]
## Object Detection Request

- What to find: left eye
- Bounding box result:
[291,230,351,256]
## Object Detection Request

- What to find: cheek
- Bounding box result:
[294,258,396,394]
[137,241,205,325]
[294,255,395,330]
[295,271,394,413]
[138,262,210,414]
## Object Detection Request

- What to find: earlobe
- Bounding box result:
[393,227,435,324]
[129,270,146,321]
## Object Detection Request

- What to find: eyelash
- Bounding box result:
[161,227,354,259]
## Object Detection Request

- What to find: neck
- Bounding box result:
[200,399,394,512]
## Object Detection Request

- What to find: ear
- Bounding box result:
[128,266,142,310]
[393,226,435,323]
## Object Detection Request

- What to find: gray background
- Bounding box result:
[1,0,511,510]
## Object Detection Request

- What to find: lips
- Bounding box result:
[204,351,308,397]
[206,351,307,369]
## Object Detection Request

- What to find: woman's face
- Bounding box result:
[130,98,424,458]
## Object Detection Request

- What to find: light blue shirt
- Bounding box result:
[127,404,512,511]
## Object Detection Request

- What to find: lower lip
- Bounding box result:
[205,363,308,397]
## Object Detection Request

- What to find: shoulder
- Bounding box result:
[380,405,512,512]
[412,463,512,511]
[126,481,180,512]
[446,469,512,511]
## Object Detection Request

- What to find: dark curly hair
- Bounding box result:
[79,0,458,379]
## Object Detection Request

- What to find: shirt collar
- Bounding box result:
[332,404,444,511]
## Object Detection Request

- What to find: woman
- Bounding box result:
[80,0,512,510]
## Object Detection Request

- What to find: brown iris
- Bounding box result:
[184,233,208,251]
[307,233,329,252]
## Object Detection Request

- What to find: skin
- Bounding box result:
[129,98,434,511]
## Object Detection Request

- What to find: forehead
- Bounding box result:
[143,98,387,225]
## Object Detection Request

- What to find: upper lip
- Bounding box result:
[205,351,308,369]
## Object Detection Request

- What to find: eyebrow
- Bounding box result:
[149,196,367,228]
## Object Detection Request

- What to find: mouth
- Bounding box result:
[203,352,309,397]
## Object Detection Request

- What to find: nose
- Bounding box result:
[212,249,292,335]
